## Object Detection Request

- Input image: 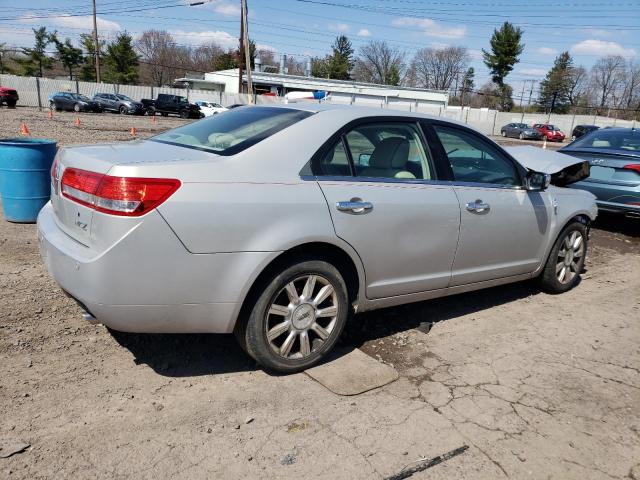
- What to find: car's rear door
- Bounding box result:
[428,122,552,286]
[314,119,460,299]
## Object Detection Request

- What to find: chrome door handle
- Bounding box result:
[336,201,373,214]
[466,199,490,214]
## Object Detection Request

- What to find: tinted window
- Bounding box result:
[151,106,312,155]
[434,125,519,186]
[570,129,640,152]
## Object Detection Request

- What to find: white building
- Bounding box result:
[176,66,449,110]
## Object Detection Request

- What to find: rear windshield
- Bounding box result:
[150,106,312,155]
[571,129,640,152]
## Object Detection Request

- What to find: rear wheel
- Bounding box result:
[537,221,588,293]
[237,260,349,373]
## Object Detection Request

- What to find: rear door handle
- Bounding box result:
[466,199,490,214]
[336,200,373,214]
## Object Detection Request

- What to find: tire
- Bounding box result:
[236,260,349,373]
[7,100,16,108]
[146,106,156,116]
[49,102,57,112]
[161,112,168,117]
[501,130,506,137]
[180,109,189,119]
[74,103,81,113]
[119,105,128,114]
[536,220,588,294]
[519,133,524,140]
[571,135,576,141]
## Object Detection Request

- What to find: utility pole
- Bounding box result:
[238,0,244,94]
[241,0,253,103]
[92,0,101,83]
[527,80,536,106]
[519,80,527,108]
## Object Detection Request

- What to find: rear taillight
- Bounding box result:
[623,164,640,174]
[61,167,181,216]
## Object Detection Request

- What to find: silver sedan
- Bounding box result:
[38,104,597,372]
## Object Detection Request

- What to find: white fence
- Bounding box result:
[2,74,635,136]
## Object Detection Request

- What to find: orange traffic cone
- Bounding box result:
[20,123,30,136]
[74,117,81,127]
[130,126,137,137]
[542,136,547,150]
[48,109,53,119]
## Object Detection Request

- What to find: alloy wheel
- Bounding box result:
[556,230,584,284]
[265,274,339,360]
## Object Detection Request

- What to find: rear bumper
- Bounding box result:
[37,202,278,333]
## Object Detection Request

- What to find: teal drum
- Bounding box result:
[0,138,57,223]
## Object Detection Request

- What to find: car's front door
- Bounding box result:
[314,120,461,299]
[430,123,552,286]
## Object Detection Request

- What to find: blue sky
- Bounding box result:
[2,0,638,100]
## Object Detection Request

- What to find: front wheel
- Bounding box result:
[49,102,57,112]
[237,260,349,373]
[119,105,128,114]
[74,103,81,112]
[180,109,189,119]
[501,130,506,137]
[519,133,524,140]
[537,221,588,293]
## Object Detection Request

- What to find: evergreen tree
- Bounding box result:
[103,33,139,85]
[327,35,354,80]
[482,22,523,110]
[78,34,104,82]
[18,27,55,77]
[52,36,84,80]
[537,52,573,114]
[460,67,475,104]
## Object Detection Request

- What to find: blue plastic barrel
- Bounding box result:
[0,138,57,223]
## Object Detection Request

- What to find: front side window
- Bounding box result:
[151,106,312,155]
[316,122,432,180]
[434,125,519,186]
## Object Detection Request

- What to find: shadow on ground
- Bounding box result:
[110,279,541,378]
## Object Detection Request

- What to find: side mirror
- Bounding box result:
[359,153,372,166]
[525,171,551,191]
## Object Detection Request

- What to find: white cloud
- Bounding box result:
[536,47,558,56]
[468,49,483,60]
[357,28,371,37]
[170,29,237,49]
[391,17,466,39]
[213,2,240,16]
[519,68,547,76]
[19,14,121,31]
[328,23,350,33]
[256,43,277,53]
[570,39,636,58]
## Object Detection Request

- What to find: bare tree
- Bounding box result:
[411,46,469,91]
[286,56,306,76]
[136,30,182,86]
[567,65,587,107]
[353,40,404,85]
[591,55,625,108]
[621,60,640,109]
[190,42,225,73]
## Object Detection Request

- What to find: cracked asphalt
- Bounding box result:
[1,110,639,479]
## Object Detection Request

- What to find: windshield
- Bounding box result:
[151,106,312,155]
[570,129,640,152]
[116,94,133,101]
[71,93,91,102]
[547,125,557,131]
[517,124,528,129]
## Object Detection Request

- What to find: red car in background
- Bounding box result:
[0,87,19,108]
[534,123,566,142]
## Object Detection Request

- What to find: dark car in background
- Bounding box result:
[140,94,203,118]
[0,87,19,108]
[562,127,640,218]
[93,93,145,115]
[49,92,102,113]
[571,124,599,141]
[500,123,543,140]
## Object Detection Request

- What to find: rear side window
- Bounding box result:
[151,106,312,155]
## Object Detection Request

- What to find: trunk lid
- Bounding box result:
[505,146,590,186]
[50,141,207,248]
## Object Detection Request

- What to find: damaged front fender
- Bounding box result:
[505,146,591,187]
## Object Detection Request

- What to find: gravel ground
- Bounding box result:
[1,106,639,479]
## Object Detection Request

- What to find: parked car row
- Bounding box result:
[47,92,229,118]
[501,122,606,144]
